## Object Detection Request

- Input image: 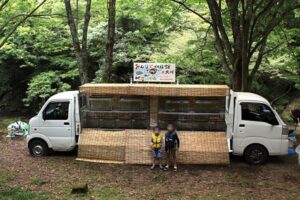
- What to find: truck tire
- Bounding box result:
[29,140,49,157]
[244,144,268,165]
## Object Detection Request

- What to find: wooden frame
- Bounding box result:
[81,95,150,129]
[79,84,229,131]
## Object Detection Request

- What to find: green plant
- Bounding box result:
[0,169,15,189]
[0,188,47,200]
[152,174,167,183]
[23,71,75,108]
[30,178,47,186]
[93,188,125,200]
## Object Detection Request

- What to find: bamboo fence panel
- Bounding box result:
[77,129,229,165]
[80,84,229,97]
[77,129,126,163]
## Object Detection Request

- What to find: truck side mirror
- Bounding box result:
[42,111,46,120]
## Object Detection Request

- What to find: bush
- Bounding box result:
[23,71,72,109]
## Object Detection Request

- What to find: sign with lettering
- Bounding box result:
[133,63,176,82]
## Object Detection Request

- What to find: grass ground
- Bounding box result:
[1,115,300,200]
[0,136,300,200]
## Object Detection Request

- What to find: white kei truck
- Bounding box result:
[26,86,289,165]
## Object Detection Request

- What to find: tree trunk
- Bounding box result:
[232,68,242,92]
[76,52,90,85]
[64,0,92,85]
[103,0,116,83]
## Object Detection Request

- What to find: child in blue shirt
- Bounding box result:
[164,123,180,171]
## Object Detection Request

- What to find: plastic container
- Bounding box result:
[288,148,296,155]
[288,130,297,148]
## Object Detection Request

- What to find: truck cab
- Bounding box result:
[226,90,289,164]
[27,91,80,156]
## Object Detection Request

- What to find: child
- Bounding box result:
[164,123,180,171]
[150,126,163,170]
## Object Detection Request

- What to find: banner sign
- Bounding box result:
[133,63,176,82]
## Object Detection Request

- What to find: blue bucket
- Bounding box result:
[288,148,296,155]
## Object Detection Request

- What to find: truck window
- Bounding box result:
[226,93,231,113]
[241,103,278,125]
[79,94,87,108]
[43,102,69,120]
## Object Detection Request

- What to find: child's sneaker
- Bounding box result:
[150,164,155,170]
[173,166,177,172]
[159,164,163,170]
[164,165,169,171]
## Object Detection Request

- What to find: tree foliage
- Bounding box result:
[23,71,73,108]
[0,0,298,112]
[0,0,48,48]
[0,0,78,109]
[171,0,300,91]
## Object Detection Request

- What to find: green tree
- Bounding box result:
[171,0,300,91]
[0,0,79,109]
[23,71,72,108]
[0,0,48,48]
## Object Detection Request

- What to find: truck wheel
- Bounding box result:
[244,144,268,165]
[29,140,49,157]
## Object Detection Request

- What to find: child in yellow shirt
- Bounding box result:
[150,126,163,170]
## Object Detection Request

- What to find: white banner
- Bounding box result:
[133,63,176,82]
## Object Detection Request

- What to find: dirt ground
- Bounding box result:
[0,136,300,200]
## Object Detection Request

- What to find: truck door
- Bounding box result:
[236,102,282,154]
[40,101,73,151]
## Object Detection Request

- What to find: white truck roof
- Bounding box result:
[234,92,269,105]
[49,91,79,101]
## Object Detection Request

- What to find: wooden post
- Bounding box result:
[149,96,158,128]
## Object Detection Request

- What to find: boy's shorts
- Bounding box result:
[152,149,162,158]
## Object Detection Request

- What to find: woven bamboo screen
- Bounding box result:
[77,129,229,165]
[80,84,229,97]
